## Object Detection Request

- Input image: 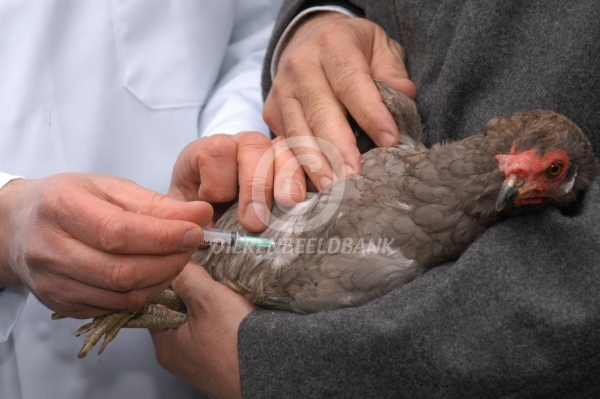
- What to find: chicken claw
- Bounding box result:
[52,289,187,358]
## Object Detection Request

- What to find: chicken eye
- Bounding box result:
[546,162,563,177]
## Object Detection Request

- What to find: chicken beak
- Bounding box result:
[496,177,520,211]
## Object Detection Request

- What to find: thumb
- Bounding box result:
[170,263,213,311]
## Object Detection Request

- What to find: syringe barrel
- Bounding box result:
[202,228,239,246]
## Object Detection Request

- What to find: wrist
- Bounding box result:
[0,178,29,286]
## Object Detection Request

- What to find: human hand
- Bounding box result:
[263,12,417,190]
[151,263,256,399]
[0,173,212,318]
[170,131,308,233]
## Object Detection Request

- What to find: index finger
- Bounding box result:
[320,34,401,148]
[60,179,213,254]
[168,135,240,204]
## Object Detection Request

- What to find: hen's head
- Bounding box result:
[494,110,598,211]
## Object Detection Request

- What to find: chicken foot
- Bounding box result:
[51,289,187,359]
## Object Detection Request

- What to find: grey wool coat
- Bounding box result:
[238,0,600,398]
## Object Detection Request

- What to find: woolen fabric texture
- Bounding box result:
[240,0,600,397]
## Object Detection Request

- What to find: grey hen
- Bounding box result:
[198,81,598,313]
[68,81,598,357]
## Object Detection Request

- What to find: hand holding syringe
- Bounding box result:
[202,228,288,248]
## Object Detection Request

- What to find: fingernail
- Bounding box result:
[342,164,356,178]
[318,176,333,190]
[182,228,203,249]
[280,178,303,198]
[377,131,396,147]
[243,202,269,228]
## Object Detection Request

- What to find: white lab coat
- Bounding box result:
[0,0,282,398]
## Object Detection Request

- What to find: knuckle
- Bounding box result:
[22,242,48,266]
[305,102,334,135]
[263,84,289,137]
[250,171,273,193]
[268,78,284,98]
[279,49,310,77]
[242,167,273,194]
[108,261,139,292]
[198,177,237,203]
[237,131,271,152]
[283,124,306,140]
[199,135,238,164]
[297,152,327,176]
[262,95,278,128]
[144,190,170,216]
[284,135,320,156]
[107,175,136,188]
[349,103,376,130]
[331,68,363,101]
[33,278,55,300]
[313,21,346,45]
[96,215,129,252]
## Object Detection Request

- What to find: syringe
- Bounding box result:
[201,227,279,248]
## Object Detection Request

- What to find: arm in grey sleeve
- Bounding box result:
[245,1,600,396]
[238,178,600,398]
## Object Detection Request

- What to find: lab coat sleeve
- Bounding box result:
[0,172,29,344]
[0,287,29,344]
[0,172,23,189]
[198,2,282,138]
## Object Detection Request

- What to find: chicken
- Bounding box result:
[65,81,599,358]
